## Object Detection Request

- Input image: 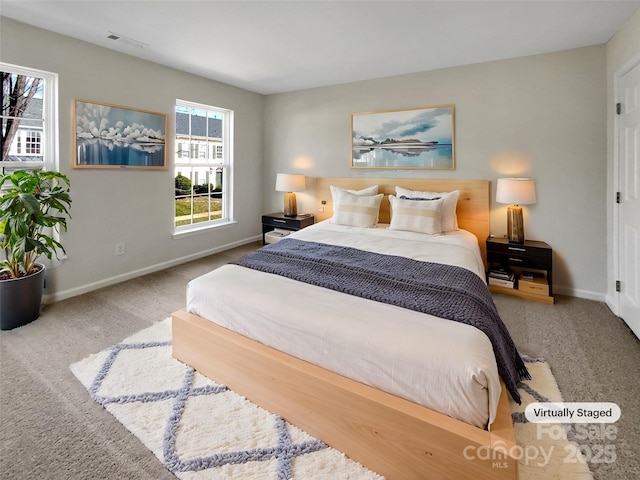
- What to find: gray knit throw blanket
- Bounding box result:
[235,238,530,403]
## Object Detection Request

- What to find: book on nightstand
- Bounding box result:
[488,267,515,288]
[520,271,539,281]
[488,276,515,288]
[264,228,292,244]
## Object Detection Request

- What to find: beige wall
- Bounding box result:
[264,46,607,299]
[4,11,636,302]
[606,8,640,312]
[0,17,265,301]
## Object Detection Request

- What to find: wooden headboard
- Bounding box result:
[314,177,490,261]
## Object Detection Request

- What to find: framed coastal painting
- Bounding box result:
[73,99,167,169]
[351,104,455,169]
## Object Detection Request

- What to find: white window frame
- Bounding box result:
[174,99,234,235]
[0,63,58,173]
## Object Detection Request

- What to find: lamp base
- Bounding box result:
[506,205,524,243]
[283,192,298,217]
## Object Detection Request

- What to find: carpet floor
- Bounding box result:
[1,241,639,479]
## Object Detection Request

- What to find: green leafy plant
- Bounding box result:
[0,170,71,279]
[175,173,192,196]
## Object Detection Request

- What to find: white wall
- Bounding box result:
[0,17,265,301]
[606,8,640,313]
[264,46,607,300]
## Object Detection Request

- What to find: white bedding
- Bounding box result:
[186,221,502,429]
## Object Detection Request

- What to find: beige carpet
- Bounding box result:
[2,243,637,479]
[71,318,593,479]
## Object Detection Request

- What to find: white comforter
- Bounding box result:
[186,221,502,428]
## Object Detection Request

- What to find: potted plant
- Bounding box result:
[0,170,71,330]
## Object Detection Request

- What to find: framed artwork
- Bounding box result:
[73,99,167,169]
[351,104,454,169]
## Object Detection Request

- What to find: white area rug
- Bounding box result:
[71,318,593,479]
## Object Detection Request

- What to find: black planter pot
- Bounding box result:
[0,264,45,330]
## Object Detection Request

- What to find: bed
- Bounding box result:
[172,178,520,480]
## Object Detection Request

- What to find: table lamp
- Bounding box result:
[496,178,536,243]
[275,173,306,217]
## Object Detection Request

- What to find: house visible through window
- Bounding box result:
[1,63,58,173]
[174,100,233,232]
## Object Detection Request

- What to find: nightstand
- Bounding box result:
[486,236,554,304]
[262,212,315,244]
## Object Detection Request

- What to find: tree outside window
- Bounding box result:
[1,64,57,174]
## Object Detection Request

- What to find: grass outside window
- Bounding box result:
[175,195,222,227]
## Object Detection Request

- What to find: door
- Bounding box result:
[617,60,640,338]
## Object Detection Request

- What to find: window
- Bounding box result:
[175,100,233,232]
[1,63,58,173]
[26,130,41,154]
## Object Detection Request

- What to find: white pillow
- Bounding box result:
[389,195,444,234]
[395,187,459,231]
[331,185,378,196]
[330,187,383,227]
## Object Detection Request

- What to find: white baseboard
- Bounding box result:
[553,285,606,303]
[605,294,620,317]
[43,235,261,304]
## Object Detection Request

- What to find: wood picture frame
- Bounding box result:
[73,99,167,169]
[351,104,455,170]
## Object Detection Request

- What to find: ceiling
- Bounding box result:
[1,1,638,95]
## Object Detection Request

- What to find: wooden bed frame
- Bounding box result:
[172,178,519,480]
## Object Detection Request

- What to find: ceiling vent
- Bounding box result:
[107,31,149,49]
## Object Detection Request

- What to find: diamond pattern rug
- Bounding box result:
[71,318,593,479]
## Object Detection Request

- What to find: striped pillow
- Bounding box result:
[395,187,459,231]
[330,186,383,227]
[389,194,444,234]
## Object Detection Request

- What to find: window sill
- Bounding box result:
[173,220,237,239]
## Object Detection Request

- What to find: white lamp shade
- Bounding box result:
[496,178,536,205]
[275,173,306,192]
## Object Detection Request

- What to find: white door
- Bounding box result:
[618,60,640,339]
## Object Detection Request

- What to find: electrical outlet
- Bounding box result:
[115,242,126,256]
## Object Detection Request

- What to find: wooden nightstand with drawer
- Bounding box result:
[486,236,554,304]
[261,212,315,245]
